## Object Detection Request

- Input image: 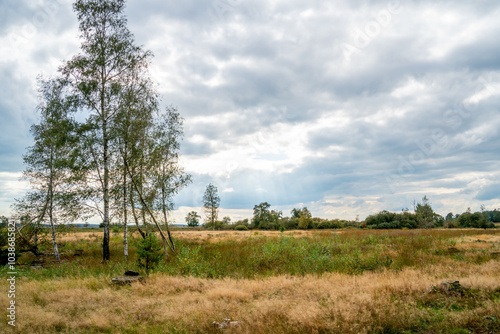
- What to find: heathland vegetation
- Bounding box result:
[1,228,500,333]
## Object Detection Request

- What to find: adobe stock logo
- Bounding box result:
[340,1,402,63]
[8,0,73,46]
[211,0,244,21]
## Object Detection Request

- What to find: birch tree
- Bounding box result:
[61,0,152,261]
[13,78,83,260]
[120,106,191,261]
[112,68,157,260]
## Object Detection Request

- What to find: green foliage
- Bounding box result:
[252,202,283,230]
[203,184,220,230]
[416,195,438,228]
[317,221,332,229]
[482,209,500,223]
[281,217,298,229]
[5,229,500,282]
[136,233,163,275]
[365,211,418,229]
[235,225,248,231]
[0,221,13,265]
[298,207,312,229]
[458,211,494,228]
[185,211,201,227]
[290,208,301,219]
[231,218,250,229]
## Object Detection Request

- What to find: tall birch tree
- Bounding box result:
[61,0,152,261]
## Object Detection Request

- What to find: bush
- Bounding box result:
[443,220,460,229]
[365,211,417,229]
[317,221,331,229]
[136,233,163,275]
[235,225,248,231]
[458,212,493,228]
[282,217,298,230]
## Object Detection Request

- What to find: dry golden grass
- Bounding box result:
[58,231,101,243]
[58,229,329,244]
[2,256,500,332]
[172,229,336,243]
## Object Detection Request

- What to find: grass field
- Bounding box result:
[1,229,500,333]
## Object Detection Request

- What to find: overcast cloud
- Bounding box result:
[1,0,499,222]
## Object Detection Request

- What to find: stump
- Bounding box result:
[213,319,240,330]
[124,270,140,276]
[426,280,468,296]
[74,249,84,256]
[30,259,45,269]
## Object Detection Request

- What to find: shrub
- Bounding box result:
[282,217,298,230]
[136,233,163,275]
[317,221,331,229]
[235,225,248,231]
[458,212,494,228]
[365,211,417,229]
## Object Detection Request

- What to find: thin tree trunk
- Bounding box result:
[18,190,51,256]
[15,225,41,256]
[49,151,60,261]
[122,155,173,260]
[160,237,169,261]
[102,118,110,261]
[161,180,175,252]
[140,163,147,226]
[123,153,128,262]
[34,224,38,249]
[212,206,216,231]
[130,186,146,239]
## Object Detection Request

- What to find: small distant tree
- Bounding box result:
[252,202,282,229]
[185,211,201,227]
[253,202,271,229]
[136,233,162,276]
[416,196,435,228]
[252,202,283,230]
[203,184,220,230]
[298,207,312,229]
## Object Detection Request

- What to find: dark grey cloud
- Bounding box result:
[475,183,500,201]
[0,67,37,172]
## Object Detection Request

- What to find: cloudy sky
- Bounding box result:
[1,0,500,223]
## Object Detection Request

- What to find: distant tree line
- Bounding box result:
[349,197,496,230]
[185,195,498,231]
